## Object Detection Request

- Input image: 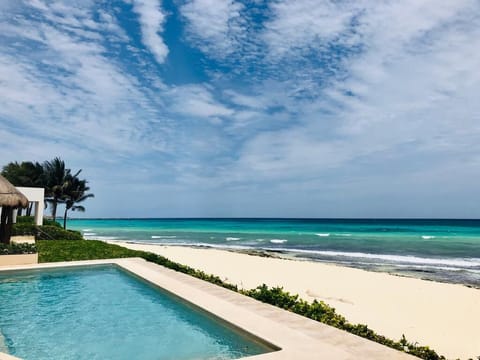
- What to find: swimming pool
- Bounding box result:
[0,265,270,360]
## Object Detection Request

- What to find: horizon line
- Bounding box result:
[64,217,480,221]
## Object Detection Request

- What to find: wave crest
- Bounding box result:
[270,239,288,244]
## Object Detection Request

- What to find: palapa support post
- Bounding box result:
[0,206,13,244]
[0,175,29,245]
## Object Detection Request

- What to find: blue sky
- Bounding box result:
[1,0,480,218]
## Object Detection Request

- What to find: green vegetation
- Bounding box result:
[11,223,36,236]
[15,216,35,224]
[61,174,94,229]
[35,226,83,240]
[12,218,82,240]
[1,157,94,228]
[243,285,443,360]
[43,218,63,227]
[37,240,139,262]
[36,239,447,360]
[0,242,37,255]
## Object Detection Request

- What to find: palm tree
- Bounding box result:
[62,175,94,229]
[43,157,76,220]
[2,161,45,215]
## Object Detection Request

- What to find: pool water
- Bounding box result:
[0,266,270,360]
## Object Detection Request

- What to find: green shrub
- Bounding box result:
[36,226,83,240]
[12,223,83,240]
[43,218,62,227]
[243,285,445,360]
[16,216,34,224]
[11,223,37,236]
[36,240,446,360]
[0,243,37,255]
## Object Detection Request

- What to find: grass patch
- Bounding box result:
[37,240,139,262]
[13,224,83,240]
[37,240,448,360]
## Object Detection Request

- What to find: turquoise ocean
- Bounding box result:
[68,218,480,287]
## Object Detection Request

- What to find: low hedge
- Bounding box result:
[12,223,83,240]
[144,251,445,360]
[15,216,35,224]
[242,285,444,360]
[36,226,83,240]
[0,243,37,255]
[37,240,447,360]
[11,223,37,236]
[43,218,62,228]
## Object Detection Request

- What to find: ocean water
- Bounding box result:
[0,266,270,360]
[68,218,480,287]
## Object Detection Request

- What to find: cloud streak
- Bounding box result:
[180,0,245,58]
[132,0,169,64]
[1,0,479,217]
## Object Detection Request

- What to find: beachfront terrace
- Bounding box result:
[0,257,416,360]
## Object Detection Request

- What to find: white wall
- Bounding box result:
[16,187,45,226]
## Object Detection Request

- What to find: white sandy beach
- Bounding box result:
[112,241,479,359]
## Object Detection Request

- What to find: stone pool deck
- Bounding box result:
[0,258,417,360]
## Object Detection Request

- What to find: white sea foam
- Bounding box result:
[85,235,119,240]
[151,235,177,239]
[82,229,93,232]
[421,236,435,239]
[270,239,288,244]
[316,233,330,237]
[83,232,97,236]
[263,248,480,268]
[119,240,255,253]
[226,237,241,241]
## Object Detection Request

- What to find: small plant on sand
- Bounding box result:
[0,243,37,255]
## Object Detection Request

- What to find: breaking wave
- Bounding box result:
[266,248,480,268]
[270,239,288,244]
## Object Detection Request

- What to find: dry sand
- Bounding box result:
[112,241,480,359]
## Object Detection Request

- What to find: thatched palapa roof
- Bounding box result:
[0,174,29,208]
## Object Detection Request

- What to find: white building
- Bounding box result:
[14,187,45,226]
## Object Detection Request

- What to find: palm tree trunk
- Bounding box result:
[51,199,57,220]
[63,207,68,229]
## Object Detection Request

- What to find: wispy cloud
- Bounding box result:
[131,0,169,64]
[180,0,246,58]
[262,0,360,58]
[168,85,234,120]
[1,0,480,216]
[0,1,169,160]
[211,0,480,197]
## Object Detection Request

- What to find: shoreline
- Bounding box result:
[108,239,479,289]
[108,240,480,360]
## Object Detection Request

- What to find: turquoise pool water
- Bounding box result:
[0,266,270,360]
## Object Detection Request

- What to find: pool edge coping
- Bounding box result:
[0,258,418,360]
